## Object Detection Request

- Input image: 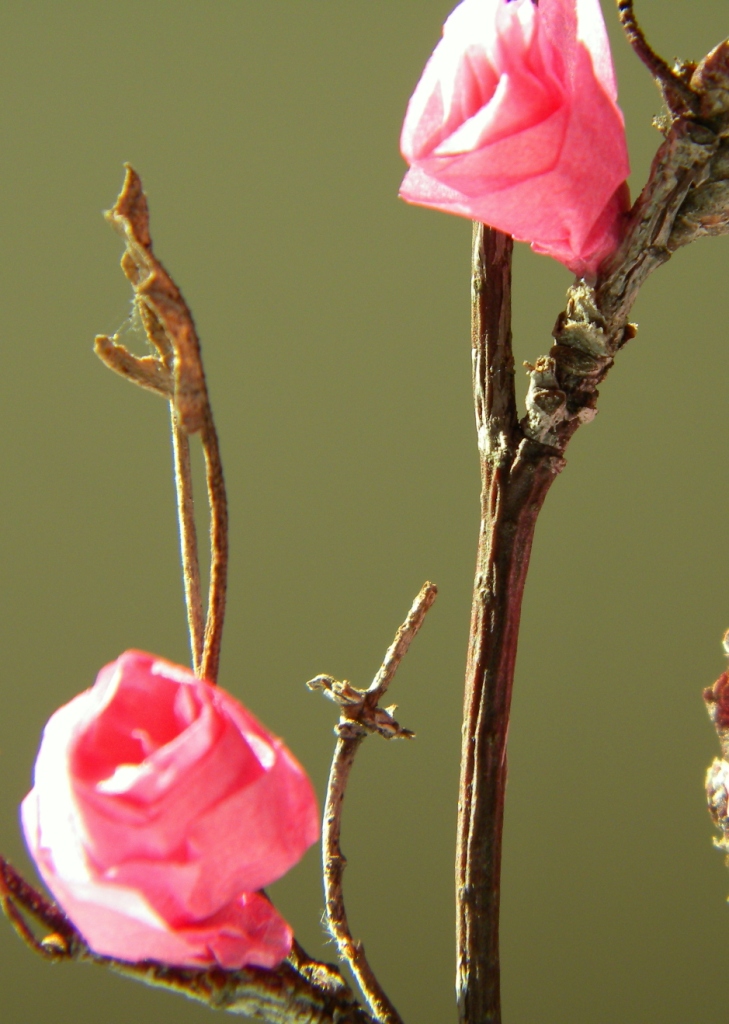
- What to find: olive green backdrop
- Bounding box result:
[0,2,726,1022]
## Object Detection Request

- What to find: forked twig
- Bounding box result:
[308,581,438,1024]
[94,166,227,681]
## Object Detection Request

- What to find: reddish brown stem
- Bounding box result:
[455,226,564,1024]
[455,95,725,1015]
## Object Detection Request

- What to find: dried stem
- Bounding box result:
[0,855,372,1024]
[95,166,228,682]
[323,735,388,1018]
[309,582,438,1024]
[368,584,437,699]
[616,0,699,115]
[199,409,228,683]
[1,885,64,960]
[170,410,205,671]
[0,857,85,961]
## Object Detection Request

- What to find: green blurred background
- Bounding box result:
[0,2,727,1021]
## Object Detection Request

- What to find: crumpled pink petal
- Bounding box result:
[21,650,319,968]
[400,0,630,276]
[22,790,292,968]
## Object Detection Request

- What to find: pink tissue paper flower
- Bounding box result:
[21,650,319,969]
[400,0,631,275]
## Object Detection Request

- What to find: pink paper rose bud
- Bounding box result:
[399,0,631,275]
[20,650,319,969]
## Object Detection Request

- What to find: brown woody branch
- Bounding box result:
[309,581,438,1024]
[456,21,729,1024]
[524,42,729,455]
[456,226,563,1024]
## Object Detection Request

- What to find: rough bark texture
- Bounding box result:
[455,227,564,1024]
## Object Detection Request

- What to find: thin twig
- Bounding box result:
[171,408,205,672]
[199,409,229,683]
[0,856,80,960]
[94,324,205,669]
[0,890,64,960]
[310,581,437,1024]
[100,296,206,671]
[368,582,438,699]
[616,0,699,116]
[323,735,385,1014]
[97,166,229,682]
